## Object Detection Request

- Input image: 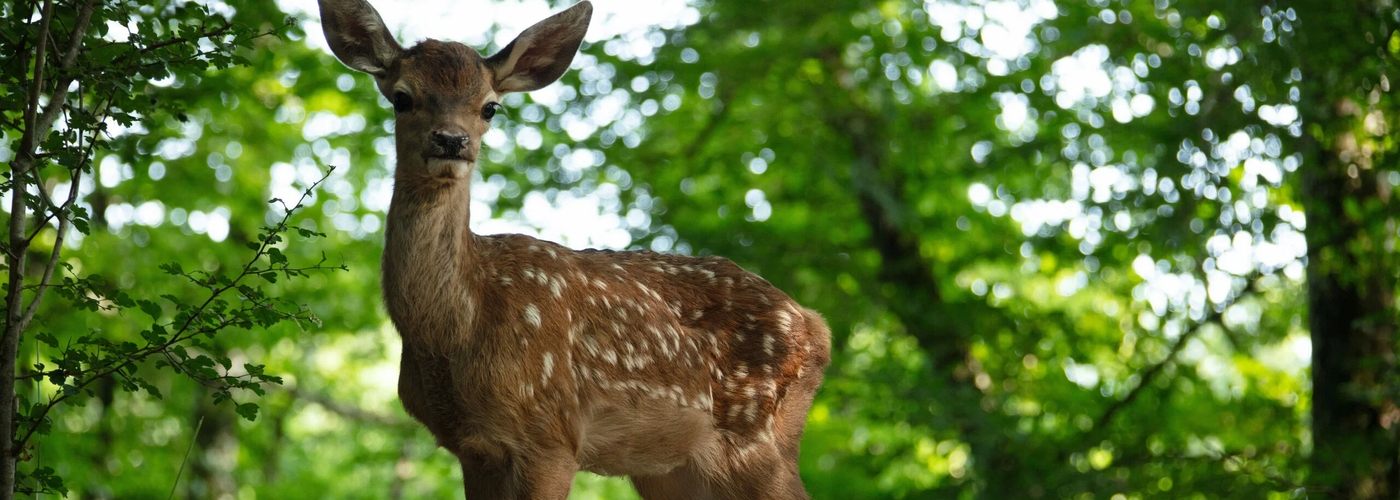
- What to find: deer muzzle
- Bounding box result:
[428,131,472,160]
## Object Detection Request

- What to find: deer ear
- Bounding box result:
[318,0,403,76]
[486,1,593,94]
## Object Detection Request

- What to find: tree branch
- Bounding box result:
[28,0,96,154]
[1095,279,1258,430]
[17,169,80,329]
[288,388,413,428]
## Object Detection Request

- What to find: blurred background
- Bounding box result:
[5,0,1398,498]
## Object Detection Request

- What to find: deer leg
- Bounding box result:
[459,447,577,500]
[631,462,713,500]
[460,453,519,499]
[517,451,578,500]
[705,447,807,500]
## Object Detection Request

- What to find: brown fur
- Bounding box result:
[318,1,830,498]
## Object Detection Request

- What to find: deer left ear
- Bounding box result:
[486,1,593,94]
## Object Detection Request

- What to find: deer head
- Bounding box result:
[318,0,592,180]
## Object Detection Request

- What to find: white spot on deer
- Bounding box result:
[524,304,541,328]
[550,278,563,298]
[611,263,626,272]
[776,310,793,332]
[681,265,695,272]
[545,247,558,259]
[763,334,775,356]
[735,363,749,379]
[744,401,759,423]
[542,352,554,384]
[700,268,716,281]
[592,278,608,290]
[722,277,734,287]
[464,296,478,323]
[602,349,617,365]
[581,336,601,356]
[690,309,703,320]
[500,276,514,286]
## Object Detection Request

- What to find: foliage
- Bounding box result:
[1,0,341,497]
[0,0,1395,499]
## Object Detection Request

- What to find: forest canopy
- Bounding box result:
[2,0,1397,498]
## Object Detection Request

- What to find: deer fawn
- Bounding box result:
[318,1,830,498]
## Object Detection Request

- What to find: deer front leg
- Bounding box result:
[631,462,713,500]
[459,446,577,500]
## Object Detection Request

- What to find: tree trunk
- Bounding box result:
[1294,1,1400,497]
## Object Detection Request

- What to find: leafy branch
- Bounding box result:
[15,168,345,465]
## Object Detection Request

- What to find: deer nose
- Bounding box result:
[430,131,470,159]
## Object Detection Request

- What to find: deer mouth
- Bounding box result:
[425,158,473,178]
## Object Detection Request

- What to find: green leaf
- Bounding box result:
[137,300,162,320]
[235,403,260,421]
[34,332,59,348]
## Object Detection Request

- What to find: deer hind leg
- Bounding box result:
[776,308,831,462]
[706,445,808,500]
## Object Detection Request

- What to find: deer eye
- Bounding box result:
[392,91,413,113]
[482,102,503,121]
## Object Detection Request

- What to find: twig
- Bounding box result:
[287,388,412,428]
[140,23,233,54]
[1095,279,1258,430]
[166,416,205,500]
[1094,310,1220,430]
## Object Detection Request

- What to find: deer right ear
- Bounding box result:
[318,0,403,76]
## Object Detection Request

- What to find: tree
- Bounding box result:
[1294,0,1400,497]
[1,1,341,497]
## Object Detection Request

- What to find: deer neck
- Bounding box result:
[381,172,477,342]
